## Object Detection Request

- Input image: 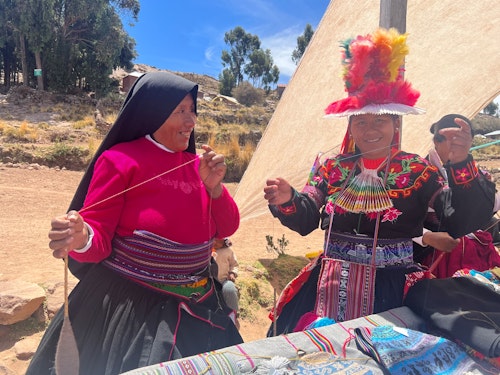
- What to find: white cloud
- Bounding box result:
[204,46,214,61]
[261,26,301,82]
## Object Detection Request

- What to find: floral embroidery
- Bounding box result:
[382,207,403,223]
[325,200,335,214]
[327,165,348,185]
[454,167,472,183]
[395,173,410,188]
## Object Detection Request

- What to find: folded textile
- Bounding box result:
[355,325,485,374]
[404,276,500,357]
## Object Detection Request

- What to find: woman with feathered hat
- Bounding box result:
[263,28,496,335]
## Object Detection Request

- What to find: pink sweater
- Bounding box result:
[71,137,240,263]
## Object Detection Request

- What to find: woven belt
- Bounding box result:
[325,232,413,267]
[103,230,213,285]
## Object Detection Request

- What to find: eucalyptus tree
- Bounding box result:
[221,26,280,94]
[18,0,56,90]
[291,23,314,65]
[43,0,139,96]
[221,26,260,87]
[245,48,279,93]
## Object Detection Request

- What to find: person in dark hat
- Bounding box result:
[27,71,242,375]
[430,114,474,162]
[413,114,500,275]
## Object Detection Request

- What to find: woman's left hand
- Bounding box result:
[199,145,226,198]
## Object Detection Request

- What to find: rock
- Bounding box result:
[0,280,46,325]
[14,337,39,360]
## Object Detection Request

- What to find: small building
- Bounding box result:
[122,71,144,94]
[277,84,287,98]
[211,94,239,107]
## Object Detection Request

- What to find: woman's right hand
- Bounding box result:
[264,178,293,206]
[48,210,88,258]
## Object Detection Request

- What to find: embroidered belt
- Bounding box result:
[103,230,213,286]
[325,232,413,267]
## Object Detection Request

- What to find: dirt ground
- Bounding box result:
[1,160,499,374]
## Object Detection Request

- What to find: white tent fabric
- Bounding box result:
[234,0,500,228]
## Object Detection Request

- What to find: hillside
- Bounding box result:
[0,67,278,181]
[0,67,499,179]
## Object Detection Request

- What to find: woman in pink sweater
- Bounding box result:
[27,72,242,375]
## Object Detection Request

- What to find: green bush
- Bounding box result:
[45,143,91,170]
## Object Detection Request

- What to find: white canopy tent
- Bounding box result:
[231,0,500,254]
[235,0,500,221]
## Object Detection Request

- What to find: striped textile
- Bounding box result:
[315,257,376,322]
[128,352,238,375]
[103,230,213,285]
[302,329,338,355]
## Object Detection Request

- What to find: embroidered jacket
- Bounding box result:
[270,150,495,240]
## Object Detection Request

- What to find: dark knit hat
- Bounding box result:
[430,114,474,136]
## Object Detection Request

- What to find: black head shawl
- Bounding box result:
[68,71,198,278]
[69,71,198,211]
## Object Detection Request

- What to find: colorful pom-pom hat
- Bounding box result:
[324,28,425,118]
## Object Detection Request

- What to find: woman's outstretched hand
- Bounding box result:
[264,178,293,206]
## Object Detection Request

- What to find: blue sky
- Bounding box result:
[121,0,330,84]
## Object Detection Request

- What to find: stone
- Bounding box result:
[14,337,39,360]
[0,280,46,325]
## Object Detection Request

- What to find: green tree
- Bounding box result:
[218,68,235,96]
[0,0,139,95]
[221,26,280,94]
[221,26,260,86]
[19,0,56,90]
[245,48,279,93]
[292,23,314,65]
[0,0,18,89]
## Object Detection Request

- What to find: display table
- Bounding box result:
[121,307,426,374]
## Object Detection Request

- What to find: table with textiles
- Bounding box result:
[120,294,500,375]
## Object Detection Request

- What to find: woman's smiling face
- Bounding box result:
[153,94,197,152]
[349,114,399,158]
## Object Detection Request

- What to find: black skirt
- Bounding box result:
[26,263,243,375]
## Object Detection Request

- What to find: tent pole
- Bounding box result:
[379,0,408,148]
